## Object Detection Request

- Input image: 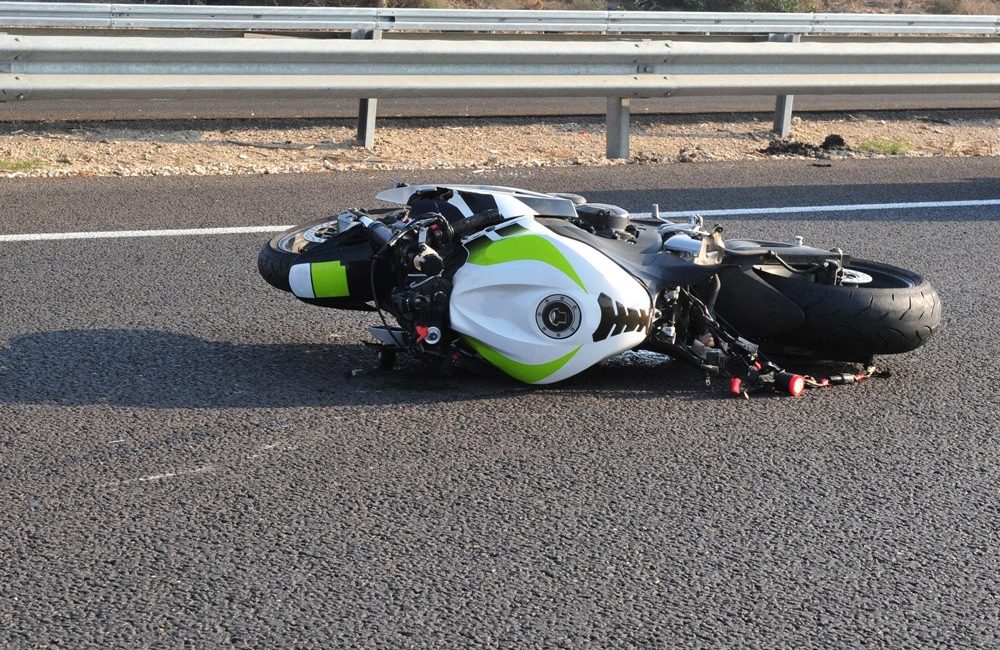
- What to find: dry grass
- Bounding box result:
[816,0,999,12]
[375,0,606,9]
[855,137,909,154]
[181,0,1000,12]
[927,0,1000,14]
[0,158,44,172]
[180,0,999,11]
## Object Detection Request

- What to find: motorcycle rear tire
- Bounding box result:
[758,259,941,361]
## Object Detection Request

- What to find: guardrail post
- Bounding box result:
[606,97,630,160]
[769,33,800,138]
[351,28,381,150]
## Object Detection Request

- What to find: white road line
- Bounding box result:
[634,198,1000,219]
[1,198,998,243]
[98,465,215,488]
[0,225,293,243]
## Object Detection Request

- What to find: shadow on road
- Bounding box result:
[0,329,728,409]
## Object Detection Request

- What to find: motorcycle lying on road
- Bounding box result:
[258,185,940,397]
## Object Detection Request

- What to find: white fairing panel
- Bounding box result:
[375,184,576,219]
[450,217,652,384]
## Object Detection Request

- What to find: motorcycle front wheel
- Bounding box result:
[258,216,342,293]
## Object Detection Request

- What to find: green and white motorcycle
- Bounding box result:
[258,185,940,397]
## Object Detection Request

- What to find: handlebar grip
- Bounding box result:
[451,209,506,238]
[365,220,394,249]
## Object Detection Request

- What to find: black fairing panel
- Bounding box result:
[713,268,805,337]
[294,225,382,310]
[537,218,724,295]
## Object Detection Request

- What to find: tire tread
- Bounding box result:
[257,235,296,292]
[763,260,941,361]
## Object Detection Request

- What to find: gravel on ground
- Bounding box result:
[0,109,997,179]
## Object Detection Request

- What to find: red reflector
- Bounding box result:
[415,326,429,342]
[730,377,743,395]
[775,371,806,397]
[788,374,805,397]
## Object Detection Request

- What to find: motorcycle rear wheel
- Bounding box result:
[757,259,942,361]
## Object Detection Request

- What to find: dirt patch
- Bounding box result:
[0,110,997,179]
[760,133,848,157]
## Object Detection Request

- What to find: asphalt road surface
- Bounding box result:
[1,157,998,647]
[3,94,1000,122]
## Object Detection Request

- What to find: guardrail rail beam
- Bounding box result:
[2,4,998,36]
[3,35,1000,161]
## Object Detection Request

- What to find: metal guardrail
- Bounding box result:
[3,3,999,146]
[5,35,999,98]
[0,2,998,36]
[3,34,999,158]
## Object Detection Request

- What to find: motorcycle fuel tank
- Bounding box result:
[450,217,653,384]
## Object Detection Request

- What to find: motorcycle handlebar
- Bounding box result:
[359,216,394,249]
[361,209,505,251]
[451,209,506,238]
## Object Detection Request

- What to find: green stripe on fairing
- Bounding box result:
[466,233,586,293]
[310,260,350,298]
[465,337,580,384]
